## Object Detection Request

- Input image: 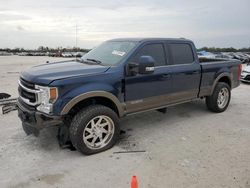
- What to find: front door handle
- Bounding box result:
[186,71,199,75]
[161,74,171,79]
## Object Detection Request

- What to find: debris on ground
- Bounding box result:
[0,93,11,100]
[0,94,17,114]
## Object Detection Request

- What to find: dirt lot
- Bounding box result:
[0,56,250,188]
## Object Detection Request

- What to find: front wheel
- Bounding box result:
[206,82,231,113]
[69,105,120,155]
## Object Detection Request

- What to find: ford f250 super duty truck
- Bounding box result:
[17,38,242,155]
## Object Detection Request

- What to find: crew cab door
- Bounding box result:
[124,42,172,114]
[167,42,201,102]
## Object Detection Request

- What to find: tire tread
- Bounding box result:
[69,105,120,155]
[206,82,231,113]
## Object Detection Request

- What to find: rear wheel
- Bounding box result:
[206,82,231,113]
[69,105,120,155]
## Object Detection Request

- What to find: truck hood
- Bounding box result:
[21,60,110,85]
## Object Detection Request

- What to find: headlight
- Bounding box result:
[35,85,58,114]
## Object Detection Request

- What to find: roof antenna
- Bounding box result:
[75,23,78,60]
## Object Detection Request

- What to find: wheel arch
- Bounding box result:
[210,73,232,95]
[60,91,125,117]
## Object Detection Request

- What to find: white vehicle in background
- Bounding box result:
[197,51,216,59]
[241,64,250,83]
[61,52,73,57]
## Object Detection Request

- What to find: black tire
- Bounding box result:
[69,105,120,155]
[206,82,231,113]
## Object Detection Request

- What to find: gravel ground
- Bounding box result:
[0,56,250,188]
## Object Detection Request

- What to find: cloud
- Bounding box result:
[0,11,31,22]
[0,0,249,48]
[16,25,25,31]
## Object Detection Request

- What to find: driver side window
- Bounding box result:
[131,43,166,66]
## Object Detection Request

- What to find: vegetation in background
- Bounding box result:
[0,46,91,53]
[0,46,250,53]
[197,47,250,52]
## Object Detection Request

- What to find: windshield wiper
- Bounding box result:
[86,58,102,64]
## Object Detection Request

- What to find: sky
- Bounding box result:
[0,0,249,49]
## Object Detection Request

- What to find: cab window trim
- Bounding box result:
[128,42,168,67]
[168,42,195,66]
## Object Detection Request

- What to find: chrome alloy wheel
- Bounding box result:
[217,87,229,109]
[83,115,115,150]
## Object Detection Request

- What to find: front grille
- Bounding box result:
[18,86,36,102]
[18,78,40,106]
[245,75,250,80]
[18,98,36,111]
[20,78,35,89]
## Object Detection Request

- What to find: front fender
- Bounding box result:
[55,83,124,117]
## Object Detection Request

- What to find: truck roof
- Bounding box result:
[108,38,192,43]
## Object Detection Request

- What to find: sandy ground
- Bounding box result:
[0,56,250,188]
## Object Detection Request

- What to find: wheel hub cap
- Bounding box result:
[217,87,229,109]
[83,115,115,150]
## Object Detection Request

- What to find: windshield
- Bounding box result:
[81,41,137,66]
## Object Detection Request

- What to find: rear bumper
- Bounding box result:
[17,99,63,135]
[241,72,250,82]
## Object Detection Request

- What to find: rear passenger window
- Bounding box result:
[169,43,194,65]
[131,44,166,66]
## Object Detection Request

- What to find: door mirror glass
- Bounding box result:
[138,56,155,74]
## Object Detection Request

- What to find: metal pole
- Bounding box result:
[75,24,78,59]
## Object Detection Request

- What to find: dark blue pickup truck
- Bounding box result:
[17,38,242,155]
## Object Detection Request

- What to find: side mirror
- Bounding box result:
[138,56,155,74]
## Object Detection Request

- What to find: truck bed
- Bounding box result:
[199,57,234,63]
[198,58,241,97]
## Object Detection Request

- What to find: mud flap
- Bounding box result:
[57,125,75,150]
[22,123,39,136]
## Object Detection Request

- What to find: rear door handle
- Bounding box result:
[192,71,200,74]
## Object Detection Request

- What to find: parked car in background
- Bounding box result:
[0,51,13,56]
[197,51,216,59]
[71,52,86,57]
[244,53,250,61]
[239,53,250,62]
[197,51,250,63]
[61,52,73,57]
[18,52,28,56]
[215,53,234,59]
[241,64,250,83]
[230,53,248,63]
